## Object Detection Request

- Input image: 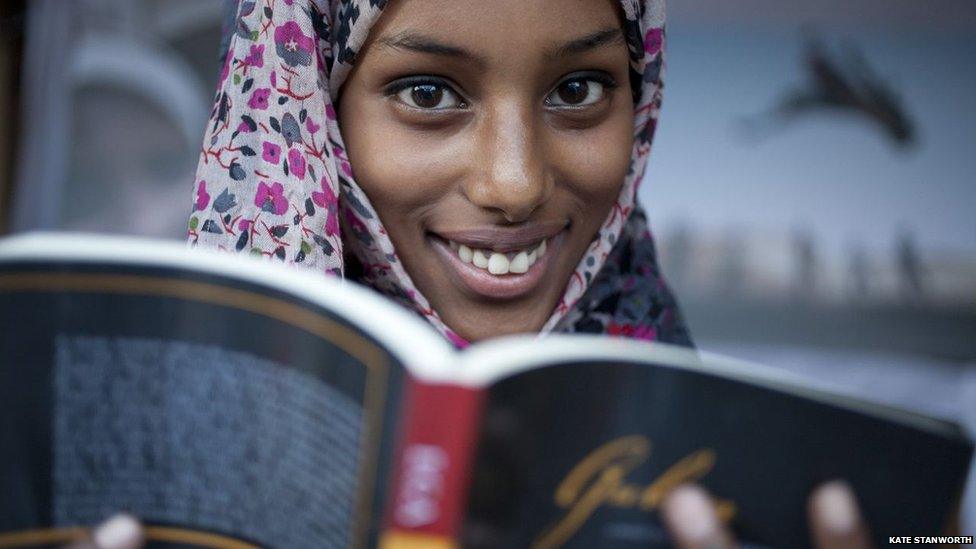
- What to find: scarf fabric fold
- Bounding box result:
[189,0,692,348]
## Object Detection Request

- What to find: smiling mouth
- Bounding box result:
[427,223,568,300]
[447,239,547,275]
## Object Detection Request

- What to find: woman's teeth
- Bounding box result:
[449,239,547,275]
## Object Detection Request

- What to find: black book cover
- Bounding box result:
[463,359,973,548]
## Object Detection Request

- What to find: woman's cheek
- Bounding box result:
[553,121,632,206]
[347,115,463,215]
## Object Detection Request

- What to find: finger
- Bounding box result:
[808,480,872,549]
[662,484,736,549]
[91,514,144,549]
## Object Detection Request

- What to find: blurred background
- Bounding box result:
[0,0,973,534]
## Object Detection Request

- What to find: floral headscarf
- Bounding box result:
[188,0,692,348]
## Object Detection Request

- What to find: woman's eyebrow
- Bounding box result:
[549,28,625,59]
[374,31,487,65]
[372,27,624,65]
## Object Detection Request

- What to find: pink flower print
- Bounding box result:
[343,206,369,242]
[607,322,634,337]
[445,329,469,349]
[288,149,306,179]
[195,180,210,211]
[305,117,320,135]
[311,177,335,207]
[238,219,252,232]
[312,177,339,236]
[324,210,339,237]
[244,44,264,68]
[644,28,663,56]
[274,21,313,67]
[325,104,337,121]
[262,141,281,163]
[218,52,231,88]
[331,144,353,177]
[255,181,288,215]
[606,322,657,341]
[622,275,637,291]
[236,120,253,133]
[633,325,656,341]
[248,88,271,110]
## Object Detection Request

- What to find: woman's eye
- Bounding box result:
[547,78,607,107]
[395,83,463,110]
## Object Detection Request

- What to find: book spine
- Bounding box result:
[379,376,485,549]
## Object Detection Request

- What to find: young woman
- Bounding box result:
[184,0,872,546]
[189,0,691,348]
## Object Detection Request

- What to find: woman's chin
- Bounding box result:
[439,306,554,343]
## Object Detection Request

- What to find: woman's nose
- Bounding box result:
[463,102,553,223]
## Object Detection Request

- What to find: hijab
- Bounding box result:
[189,0,693,348]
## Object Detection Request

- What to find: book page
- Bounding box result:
[52,335,361,546]
[0,256,408,549]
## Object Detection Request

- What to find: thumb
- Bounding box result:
[808,480,871,549]
[91,515,144,549]
[662,485,736,549]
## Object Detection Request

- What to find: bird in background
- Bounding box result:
[740,32,916,149]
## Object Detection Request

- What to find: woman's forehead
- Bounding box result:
[360,0,626,63]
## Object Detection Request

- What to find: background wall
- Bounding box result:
[9,0,224,237]
[648,0,976,315]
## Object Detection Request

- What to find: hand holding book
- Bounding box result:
[663,481,872,549]
[68,484,872,549]
[59,515,143,549]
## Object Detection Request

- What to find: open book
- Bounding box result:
[0,233,971,549]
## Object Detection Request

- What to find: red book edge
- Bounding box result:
[379,376,486,549]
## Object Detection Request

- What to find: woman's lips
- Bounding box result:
[429,228,565,300]
[434,222,566,252]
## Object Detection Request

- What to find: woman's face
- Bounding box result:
[340,0,634,341]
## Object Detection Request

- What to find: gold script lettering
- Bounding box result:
[532,436,736,548]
